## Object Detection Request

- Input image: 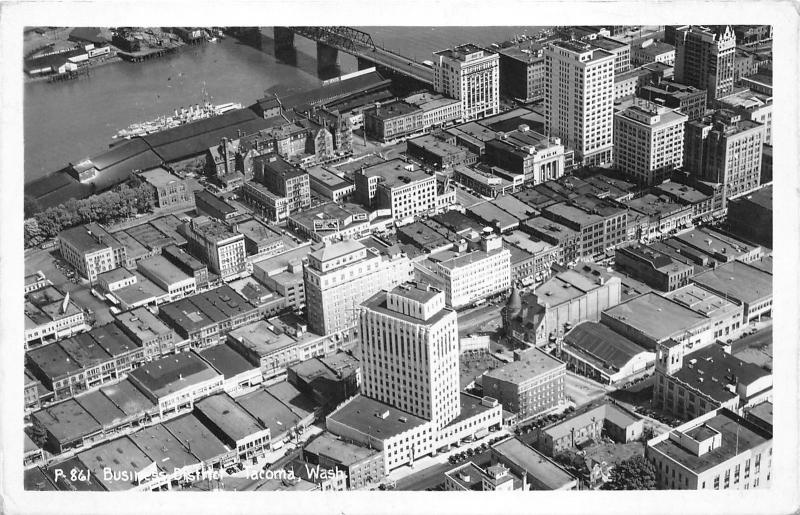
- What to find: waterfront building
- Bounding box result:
[613,100,687,186]
[497,42,546,103]
[433,44,500,122]
[645,408,772,490]
[544,40,615,167]
[303,240,413,337]
[138,167,194,211]
[363,100,424,142]
[404,92,462,129]
[674,25,737,101]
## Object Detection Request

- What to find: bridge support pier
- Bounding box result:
[316,42,339,70]
[273,27,295,52]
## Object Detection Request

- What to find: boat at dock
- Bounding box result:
[111,101,243,140]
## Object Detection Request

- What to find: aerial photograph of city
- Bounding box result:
[17,22,780,499]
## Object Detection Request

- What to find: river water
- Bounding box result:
[24,26,544,182]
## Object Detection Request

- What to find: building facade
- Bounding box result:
[613,101,687,186]
[674,25,737,101]
[433,44,500,122]
[684,110,765,199]
[544,40,615,166]
[179,217,247,281]
[303,240,414,337]
[360,283,460,430]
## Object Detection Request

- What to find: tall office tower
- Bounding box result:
[614,99,688,186]
[544,40,615,167]
[359,282,460,430]
[304,240,413,337]
[684,110,765,199]
[674,25,736,101]
[433,44,499,122]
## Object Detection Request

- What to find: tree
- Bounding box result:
[602,456,657,490]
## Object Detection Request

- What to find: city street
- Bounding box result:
[457,303,503,336]
[564,371,615,406]
[732,325,773,369]
[385,427,511,490]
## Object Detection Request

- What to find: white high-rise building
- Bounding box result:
[360,282,460,430]
[544,40,615,167]
[304,240,413,337]
[614,99,688,186]
[430,230,511,309]
[433,44,499,122]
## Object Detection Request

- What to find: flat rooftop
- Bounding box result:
[128,351,220,399]
[361,158,433,189]
[112,273,168,306]
[673,344,770,404]
[327,395,429,441]
[535,265,614,308]
[691,261,772,305]
[114,307,173,344]
[76,437,154,491]
[602,292,708,343]
[228,320,296,356]
[195,393,266,443]
[139,167,184,188]
[27,342,83,379]
[484,348,563,385]
[128,424,201,474]
[32,399,102,444]
[664,284,741,318]
[304,432,380,466]
[467,202,520,230]
[199,342,257,378]
[161,414,231,462]
[137,255,192,286]
[651,410,771,474]
[446,393,498,428]
[493,437,576,490]
[306,165,352,190]
[368,99,420,120]
[389,281,441,304]
[544,202,603,228]
[236,389,303,440]
[99,379,156,417]
[58,225,107,254]
[253,245,312,275]
[362,289,453,327]
[75,389,127,428]
[408,134,466,158]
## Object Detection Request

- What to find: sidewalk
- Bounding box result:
[385,427,512,484]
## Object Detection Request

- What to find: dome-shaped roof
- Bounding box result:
[505,285,522,312]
